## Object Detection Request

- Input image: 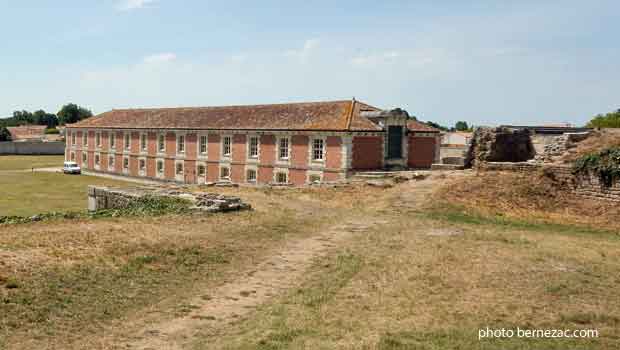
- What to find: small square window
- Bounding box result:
[197,165,206,177]
[309,174,322,184]
[276,172,288,184]
[246,169,257,182]
[199,135,208,154]
[176,162,184,175]
[220,166,230,180]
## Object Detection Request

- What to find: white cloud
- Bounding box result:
[285,39,320,63]
[117,0,156,11]
[143,53,177,64]
[351,51,402,68]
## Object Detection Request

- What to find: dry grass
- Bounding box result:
[563,129,620,162]
[0,155,64,171]
[432,170,620,231]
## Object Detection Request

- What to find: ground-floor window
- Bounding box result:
[139,159,146,172]
[276,172,288,184]
[308,174,322,184]
[82,153,87,165]
[220,166,231,180]
[108,156,115,168]
[197,165,206,177]
[176,162,184,175]
[95,154,100,166]
[70,152,75,161]
[123,157,129,171]
[156,160,164,176]
[246,169,257,182]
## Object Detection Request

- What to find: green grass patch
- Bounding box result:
[0,155,64,171]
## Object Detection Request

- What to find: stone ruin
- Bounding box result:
[533,132,591,163]
[465,127,535,168]
[88,186,251,213]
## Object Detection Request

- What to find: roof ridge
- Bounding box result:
[108,99,360,113]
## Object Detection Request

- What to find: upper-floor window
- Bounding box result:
[110,133,116,149]
[312,138,325,161]
[199,135,208,155]
[140,134,147,151]
[222,136,231,157]
[83,132,88,146]
[158,134,165,153]
[71,132,76,145]
[278,137,290,160]
[124,133,130,150]
[177,135,185,153]
[95,133,101,147]
[249,136,259,158]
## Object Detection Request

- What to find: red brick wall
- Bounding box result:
[129,156,139,176]
[207,164,219,182]
[87,151,94,169]
[289,169,306,185]
[352,136,383,170]
[408,136,436,168]
[130,132,139,154]
[186,133,197,160]
[323,171,341,182]
[258,166,273,184]
[164,159,175,180]
[146,158,156,178]
[291,135,308,167]
[76,150,82,167]
[260,135,275,165]
[232,134,246,162]
[101,152,108,170]
[165,132,176,158]
[88,131,95,150]
[231,164,245,183]
[184,160,196,183]
[102,132,108,151]
[326,136,342,169]
[147,132,157,155]
[208,134,221,162]
[115,154,123,173]
[116,131,124,151]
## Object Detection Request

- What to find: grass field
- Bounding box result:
[0,155,64,171]
[0,167,618,349]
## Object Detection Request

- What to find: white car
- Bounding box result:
[63,161,81,175]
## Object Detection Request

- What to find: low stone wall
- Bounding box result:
[88,186,252,212]
[478,162,620,202]
[0,141,65,155]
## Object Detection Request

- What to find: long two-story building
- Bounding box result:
[65,100,439,185]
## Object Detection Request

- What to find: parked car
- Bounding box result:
[63,161,81,174]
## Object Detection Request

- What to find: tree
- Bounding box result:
[0,127,11,141]
[32,110,59,128]
[455,121,469,131]
[426,121,449,131]
[57,103,93,125]
[586,109,620,128]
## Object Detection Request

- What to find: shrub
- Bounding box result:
[44,128,60,134]
[573,147,620,187]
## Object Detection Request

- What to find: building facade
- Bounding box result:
[65,100,439,185]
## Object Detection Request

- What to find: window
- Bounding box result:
[95,154,100,166]
[70,152,75,161]
[109,156,115,168]
[276,172,288,184]
[82,153,87,164]
[71,133,76,145]
[222,136,231,157]
[157,160,164,175]
[278,137,290,160]
[139,159,146,171]
[177,135,185,153]
[96,133,101,147]
[124,133,130,150]
[123,157,129,170]
[246,169,257,182]
[309,174,322,184]
[220,166,230,180]
[110,133,116,149]
[312,138,325,161]
[199,135,208,154]
[197,165,206,177]
[176,162,184,175]
[249,136,259,158]
[83,132,88,146]
[140,134,147,151]
[158,134,165,153]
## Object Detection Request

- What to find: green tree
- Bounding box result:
[426,121,449,131]
[586,109,620,128]
[455,121,469,131]
[0,127,11,141]
[32,110,59,128]
[57,103,93,125]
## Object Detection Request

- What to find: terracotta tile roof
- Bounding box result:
[407,120,440,133]
[7,125,47,140]
[69,100,383,132]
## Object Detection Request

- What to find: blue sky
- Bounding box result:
[0,0,618,127]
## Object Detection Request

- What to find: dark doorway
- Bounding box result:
[387,126,403,159]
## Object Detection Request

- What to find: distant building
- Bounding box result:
[65,99,441,185]
[7,125,47,142]
[441,131,473,146]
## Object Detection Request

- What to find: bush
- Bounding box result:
[573,147,620,187]
[45,128,60,134]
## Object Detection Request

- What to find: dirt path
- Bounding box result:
[118,218,385,350]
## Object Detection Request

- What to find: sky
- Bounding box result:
[0,0,618,127]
